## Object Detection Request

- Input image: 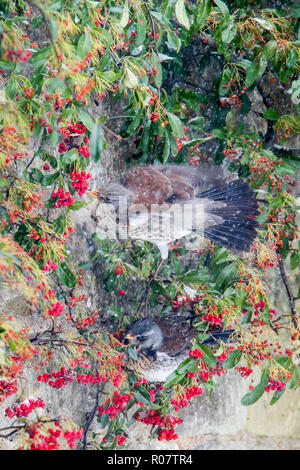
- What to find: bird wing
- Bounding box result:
[157,164,238,193]
[121,167,173,208]
[154,316,196,356]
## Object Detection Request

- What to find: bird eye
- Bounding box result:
[103,196,111,203]
[138,334,151,342]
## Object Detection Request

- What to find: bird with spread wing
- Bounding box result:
[89,163,259,262]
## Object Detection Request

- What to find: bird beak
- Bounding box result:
[88,190,100,199]
[125,334,136,341]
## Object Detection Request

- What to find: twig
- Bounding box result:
[277,255,298,329]
[77,383,105,450]
[144,1,160,58]
[101,123,123,142]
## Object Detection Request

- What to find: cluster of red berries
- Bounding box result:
[0,378,17,402]
[265,378,286,393]
[222,147,243,159]
[77,143,90,158]
[4,48,32,62]
[73,312,98,330]
[70,171,92,195]
[134,410,182,441]
[158,428,178,441]
[189,348,204,358]
[57,122,90,163]
[47,301,64,317]
[172,293,202,310]
[253,300,279,321]
[5,398,45,418]
[51,188,75,208]
[27,422,83,450]
[23,192,44,212]
[135,389,155,406]
[237,366,253,377]
[171,384,203,411]
[38,367,74,389]
[203,312,224,325]
[63,429,84,448]
[199,369,212,381]
[41,260,59,272]
[76,373,108,385]
[102,433,127,446]
[219,94,242,108]
[28,426,61,450]
[64,122,87,137]
[217,352,229,362]
[115,265,124,275]
[98,391,133,419]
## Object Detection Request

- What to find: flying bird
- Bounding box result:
[89,164,259,266]
[124,315,234,382]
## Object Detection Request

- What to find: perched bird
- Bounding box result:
[124,315,234,382]
[89,164,259,264]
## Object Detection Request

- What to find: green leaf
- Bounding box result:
[179,269,209,284]
[270,388,285,405]
[222,349,242,369]
[0,178,10,189]
[77,29,92,58]
[244,61,259,88]
[241,367,270,406]
[152,52,162,89]
[167,112,184,137]
[175,0,190,30]
[215,263,238,289]
[287,48,298,68]
[90,122,103,162]
[52,214,67,234]
[263,108,279,121]
[176,357,196,375]
[164,370,186,389]
[290,251,300,270]
[188,116,204,129]
[41,172,60,186]
[49,17,58,41]
[136,10,147,46]
[77,109,95,132]
[195,0,212,27]
[167,31,181,52]
[6,78,17,99]
[119,0,129,28]
[30,168,44,183]
[59,149,78,168]
[133,391,151,405]
[214,0,230,22]
[56,262,77,288]
[197,343,217,367]
[68,201,89,211]
[29,46,52,67]
[221,24,236,44]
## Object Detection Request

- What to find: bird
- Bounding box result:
[89,164,259,269]
[123,315,234,382]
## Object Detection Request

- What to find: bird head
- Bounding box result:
[88,183,133,210]
[124,317,163,352]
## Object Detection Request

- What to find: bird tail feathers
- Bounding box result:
[197,179,259,253]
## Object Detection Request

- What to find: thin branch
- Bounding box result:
[144,1,160,58]
[277,255,298,329]
[77,383,105,450]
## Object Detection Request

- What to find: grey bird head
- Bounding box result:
[124,317,163,352]
[89,183,133,211]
